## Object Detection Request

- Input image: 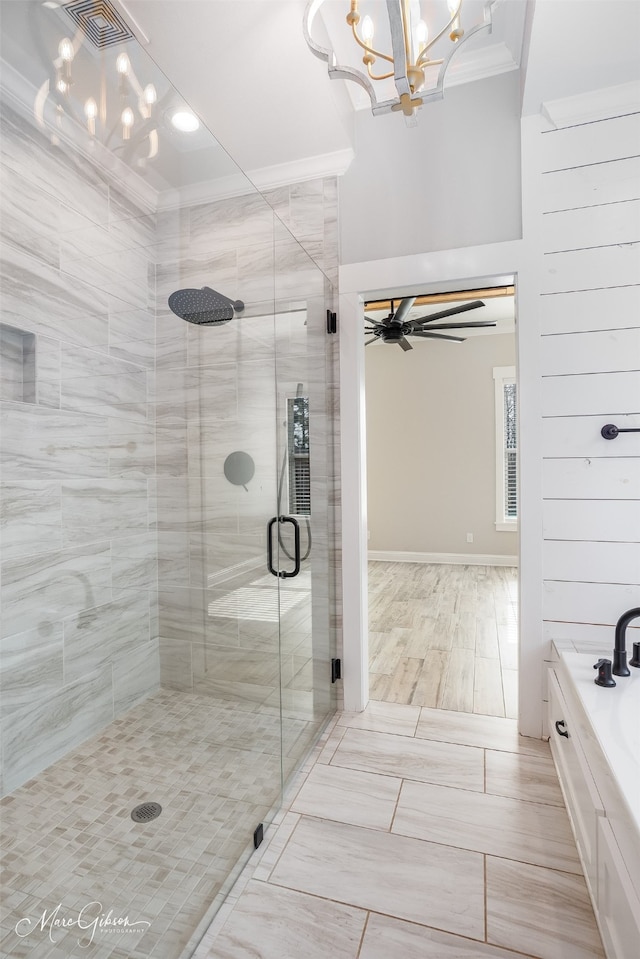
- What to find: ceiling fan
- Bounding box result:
[364,297,496,351]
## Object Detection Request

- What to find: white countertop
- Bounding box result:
[560,652,640,832]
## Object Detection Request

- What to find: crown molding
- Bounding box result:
[444,40,519,89]
[541,80,640,130]
[156,147,354,211]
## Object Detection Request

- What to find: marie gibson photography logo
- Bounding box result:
[15,900,152,947]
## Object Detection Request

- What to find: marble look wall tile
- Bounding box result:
[188,194,274,258]
[192,645,280,688]
[159,636,193,691]
[156,312,188,370]
[59,219,125,265]
[269,816,485,939]
[0,623,64,717]
[35,335,61,408]
[0,102,110,227]
[289,180,326,239]
[111,533,157,590]
[392,780,581,874]
[211,880,365,959]
[1,663,113,796]
[63,590,151,684]
[157,532,191,588]
[486,857,605,959]
[485,748,565,806]
[0,541,112,639]
[153,365,238,426]
[291,762,401,830]
[60,344,148,422]
[109,308,155,369]
[360,914,530,959]
[0,402,108,479]
[330,727,485,792]
[0,242,110,351]
[158,585,207,643]
[156,425,188,476]
[189,532,263,589]
[108,420,156,477]
[0,181,60,270]
[155,249,237,305]
[0,480,62,560]
[60,478,148,547]
[112,639,160,714]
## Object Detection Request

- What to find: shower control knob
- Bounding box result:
[593,658,616,687]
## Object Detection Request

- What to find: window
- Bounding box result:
[287,396,310,515]
[493,366,517,530]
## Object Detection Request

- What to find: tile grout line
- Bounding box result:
[355,910,371,959]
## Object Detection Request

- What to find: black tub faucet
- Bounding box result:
[613,607,640,676]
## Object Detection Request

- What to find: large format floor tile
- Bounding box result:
[360,913,538,959]
[268,816,486,940]
[416,705,549,756]
[337,699,420,737]
[485,748,564,806]
[486,857,605,959]
[291,763,401,830]
[330,726,485,791]
[210,881,366,959]
[392,780,582,873]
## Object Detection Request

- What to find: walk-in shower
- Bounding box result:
[0,2,337,956]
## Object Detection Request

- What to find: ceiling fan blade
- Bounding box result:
[417,321,497,331]
[411,331,466,342]
[390,296,416,326]
[398,337,413,351]
[411,300,485,325]
[364,337,379,346]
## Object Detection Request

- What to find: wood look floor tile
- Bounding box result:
[269,817,485,940]
[392,780,582,873]
[291,763,401,830]
[337,700,420,737]
[416,707,549,757]
[360,913,537,959]
[209,880,366,959]
[485,748,564,806]
[330,727,484,791]
[486,857,605,959]
[368,563,518,717]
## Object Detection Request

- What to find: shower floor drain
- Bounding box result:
[131,801,162,823]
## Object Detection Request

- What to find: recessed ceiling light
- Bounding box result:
[171,111,200,133]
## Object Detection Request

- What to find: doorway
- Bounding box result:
[363,283,519,718]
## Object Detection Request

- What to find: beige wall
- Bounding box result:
[365,332,517,557]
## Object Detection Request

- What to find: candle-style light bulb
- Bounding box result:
[143,83,157,106]
[121,106,134,139]
[362,14,374,45]
[58,38,73,62]
[116,52,130,76]
[56,77,68,94]
[84,97,97,135]
[448,0,463,40]
[416,19,428,55]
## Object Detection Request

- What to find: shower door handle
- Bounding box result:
[266,515,301,578]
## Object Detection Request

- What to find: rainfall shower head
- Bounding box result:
[168,286,245,326]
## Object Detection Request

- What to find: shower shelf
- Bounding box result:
[0,323,36,404]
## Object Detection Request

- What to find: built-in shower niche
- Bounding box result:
[0,324,36,403]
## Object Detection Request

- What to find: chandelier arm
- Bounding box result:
[350,23,394,65]
[417,13,459,67]
[367,64,395,81]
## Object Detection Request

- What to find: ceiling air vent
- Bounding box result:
[64,0,135,49]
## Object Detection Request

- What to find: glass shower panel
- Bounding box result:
[0,3,298,956]
[273,218,337,783]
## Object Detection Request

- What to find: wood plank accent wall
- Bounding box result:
[538,100,640,650]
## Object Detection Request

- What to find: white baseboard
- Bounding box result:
[368,550,518,567]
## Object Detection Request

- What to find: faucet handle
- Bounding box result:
[629,642,640,669]
[594,658,616,687]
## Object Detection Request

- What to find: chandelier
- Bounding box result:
[304,0,497,119]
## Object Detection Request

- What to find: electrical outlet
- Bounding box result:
[466,532,474,543]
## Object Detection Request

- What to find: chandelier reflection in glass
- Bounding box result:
[36,31,160,161]
[304,0,497,119]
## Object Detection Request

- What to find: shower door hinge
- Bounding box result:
[253,823,264,849]
[331,658,342,683]
[326,310,337,334]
